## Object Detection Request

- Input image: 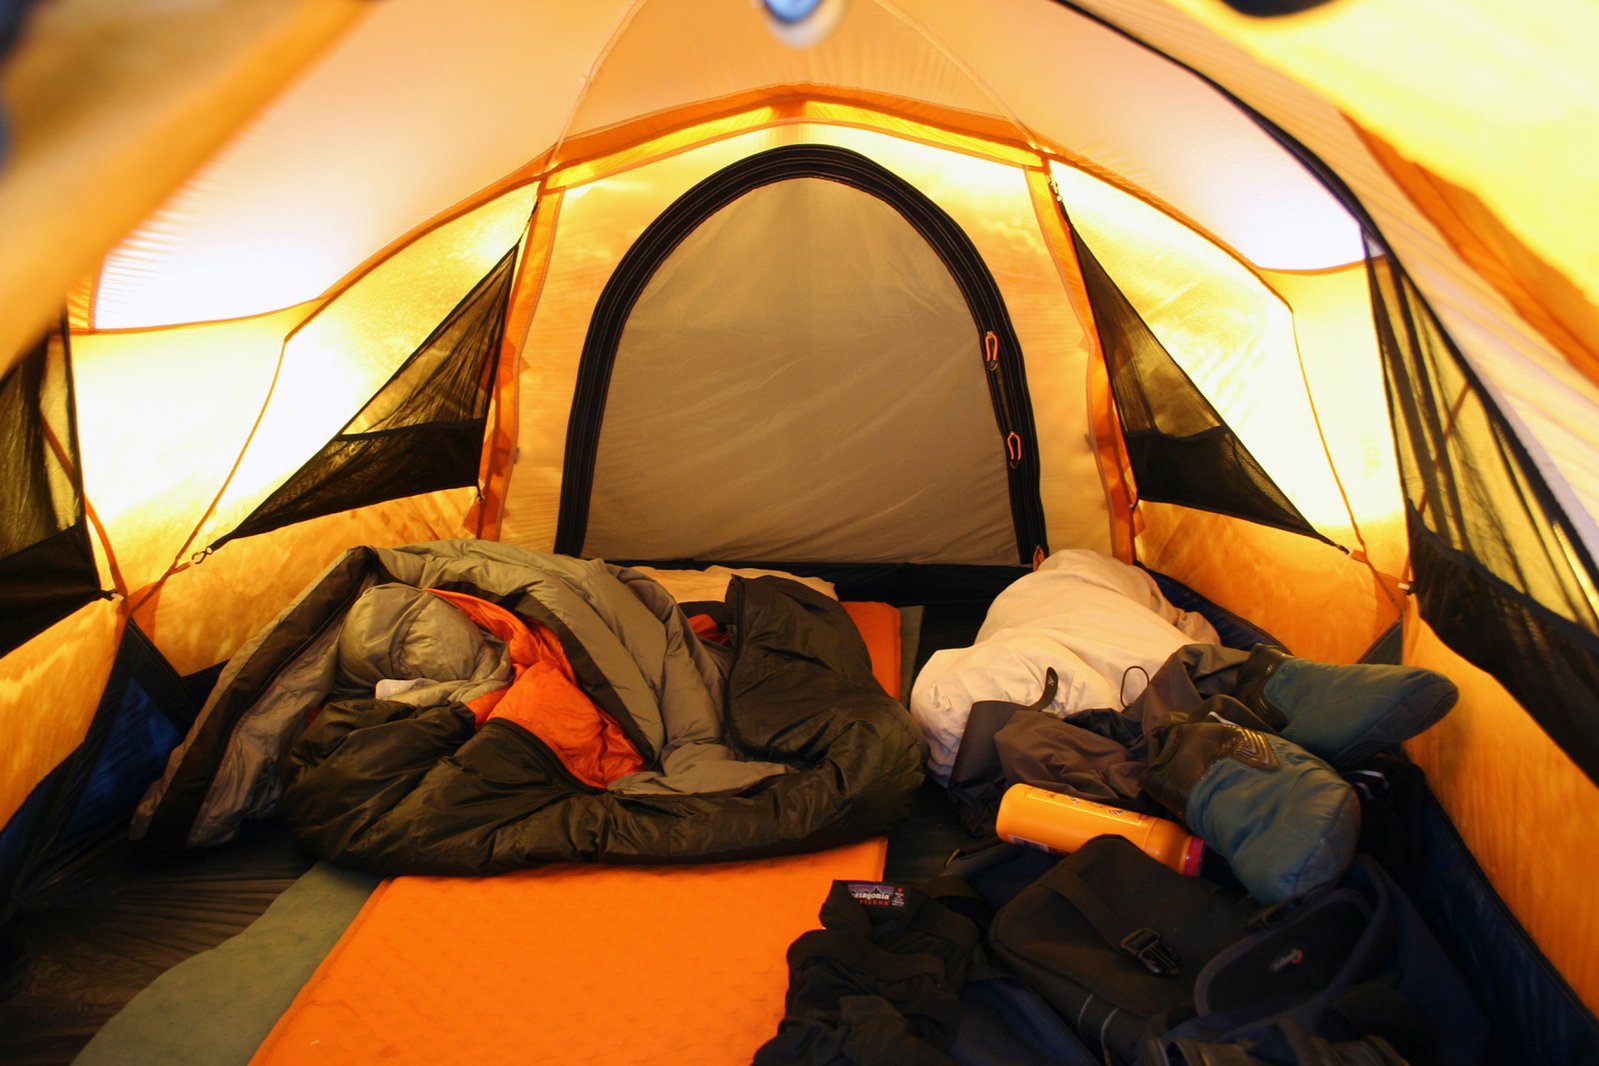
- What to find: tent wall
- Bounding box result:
[576,173,1018,565]
[66,187,534,617]
[1135,507,1399,665]
[1077,0,1599,560]
[1404,607,1599,1010]
[1061,165,1358,538]
[1261,264,1407,580]
[0,600,120,832]
[72,309,312,595]
[130,488,477,680]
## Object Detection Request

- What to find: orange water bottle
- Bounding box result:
[995,783,1204,875]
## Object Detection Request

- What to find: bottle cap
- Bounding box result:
[1180,834,1205,877]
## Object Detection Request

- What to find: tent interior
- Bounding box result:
[3,0,1599,1060]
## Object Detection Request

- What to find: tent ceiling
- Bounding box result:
[83,0,612,328]
[85,0,1360,330]
[0,0,365,374]
[1147,0,1599,321]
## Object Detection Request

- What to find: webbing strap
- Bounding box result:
[1026,667,1060,712]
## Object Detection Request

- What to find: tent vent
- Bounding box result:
[1213,0,1336,15]
[212,244,519,549]
[1068,228,1329,545]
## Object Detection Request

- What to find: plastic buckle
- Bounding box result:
[1120,927,1180,976]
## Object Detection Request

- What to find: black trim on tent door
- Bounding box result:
[554,144,1048,566]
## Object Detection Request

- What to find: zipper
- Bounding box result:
[983,330,1021,469]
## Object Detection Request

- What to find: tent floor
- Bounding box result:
[0,786,981,1065]
[0,820,315,1065]
[9,581,1594,1062]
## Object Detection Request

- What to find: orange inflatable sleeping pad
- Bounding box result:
[249,601,904,1065]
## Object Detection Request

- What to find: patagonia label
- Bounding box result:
[845,882,907,908]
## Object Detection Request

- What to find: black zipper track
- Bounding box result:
[554,143,1047,566]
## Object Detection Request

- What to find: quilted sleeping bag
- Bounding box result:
[131,540,926,874]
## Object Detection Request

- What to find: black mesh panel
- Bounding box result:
[1070,229,1328,543]
[1369,244,1599,784]
[214,245,518,547]
[0,325,103,656]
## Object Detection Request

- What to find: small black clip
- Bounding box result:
[1120,927,1180,976]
